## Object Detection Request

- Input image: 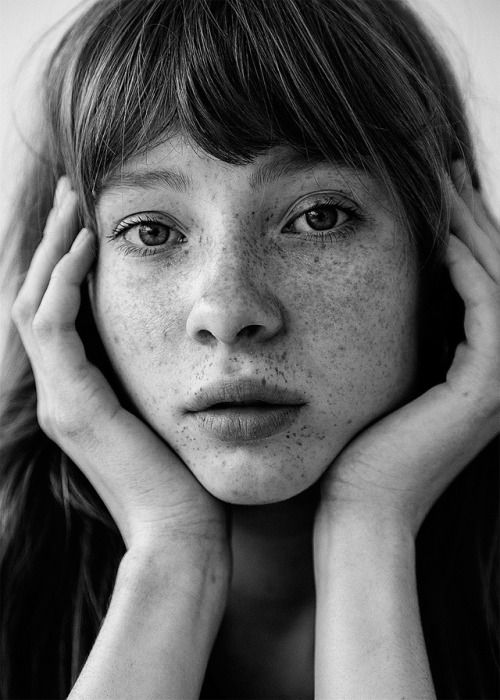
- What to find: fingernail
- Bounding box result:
[54,176,70,208]
[72,228,91,250]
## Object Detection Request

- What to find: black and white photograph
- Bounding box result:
[0,0,499,698]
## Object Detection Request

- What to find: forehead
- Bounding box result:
[96,135,371,201]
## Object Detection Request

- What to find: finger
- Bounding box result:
[33,228,96,376]
[28,187,80,300]
[444,234,499,359]
[451,161,500,252]
[447,179,500,283]
[451,161,474,212]
[12,181,80,359]
[53,175,72,209]
[13,183,79,323]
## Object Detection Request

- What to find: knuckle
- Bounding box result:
[52,383,101,443]
[47,399,85,441]
[52,406,80,438]
[11,296,34,327]
[32,313,74,340]
[36,387,91,444]
[32,313,57,340]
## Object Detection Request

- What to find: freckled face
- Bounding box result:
[90,136,420,504]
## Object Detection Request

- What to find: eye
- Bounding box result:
[293,206,348,232]
[107,213,186,257]
[126,221,176,247]
[283,199,354,237]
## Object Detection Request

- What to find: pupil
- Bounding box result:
[138,223,169,246]
[305,208,337,230]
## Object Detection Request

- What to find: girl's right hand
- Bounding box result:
[12,177,228,561]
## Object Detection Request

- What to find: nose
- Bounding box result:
[185,243,285,346]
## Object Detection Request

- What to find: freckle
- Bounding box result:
[112,334,120,345]
[183,250,188,255]
[261,377,266,386]
[347,419,352,424]
[314,257,320,263]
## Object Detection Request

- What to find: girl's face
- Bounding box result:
[91,135,420,504]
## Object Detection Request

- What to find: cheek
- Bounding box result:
[303,247,420,426]
[89,259,183,413]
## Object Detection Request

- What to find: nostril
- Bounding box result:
[237,325,262,339]
[197,329,213,342]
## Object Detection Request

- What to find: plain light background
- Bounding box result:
[1,0,499,225]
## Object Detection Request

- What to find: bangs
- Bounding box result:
[169,0,376,165]
[45,0,457,259]
[49,0,427,182]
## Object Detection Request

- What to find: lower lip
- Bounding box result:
[189,404,304,442]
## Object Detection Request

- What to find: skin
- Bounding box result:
[12,149,500,698]
[90,134,421,505]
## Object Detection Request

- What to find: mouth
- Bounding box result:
[185,378,306,413]
[184,377,306,441]
[188,402,304,442]
[206,400,287,410]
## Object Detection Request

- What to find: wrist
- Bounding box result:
[314,505,415,581]
[121,538,231,603]
[313,508,434,699]
[70,536,229,700]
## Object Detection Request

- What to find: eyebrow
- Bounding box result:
[97,152,334,199]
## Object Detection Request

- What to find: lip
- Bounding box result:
[184,377,306,443]
[184,378,306,413]
[189,404,304,442]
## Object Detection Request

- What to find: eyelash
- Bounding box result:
[106,197,364,258]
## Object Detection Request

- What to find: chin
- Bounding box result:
[199,479,313,506]
[181,450,324,505]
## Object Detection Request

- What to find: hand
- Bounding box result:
[12,177,229,561]
[317,162,500,537]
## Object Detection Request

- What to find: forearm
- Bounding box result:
[314,509,435,700]
[68,544,229,700]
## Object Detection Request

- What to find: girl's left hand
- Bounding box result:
[318,161,500,537]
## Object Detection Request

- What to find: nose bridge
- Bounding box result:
[206,222,261,294]
[186,217,284,345]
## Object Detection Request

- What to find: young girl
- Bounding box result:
[1,0,499,698]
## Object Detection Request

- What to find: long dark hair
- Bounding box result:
[0,0,498,697]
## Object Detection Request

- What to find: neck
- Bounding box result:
[229,484,319,606]
[205,486,318,699]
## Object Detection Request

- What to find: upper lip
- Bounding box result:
[185,378,306,412]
